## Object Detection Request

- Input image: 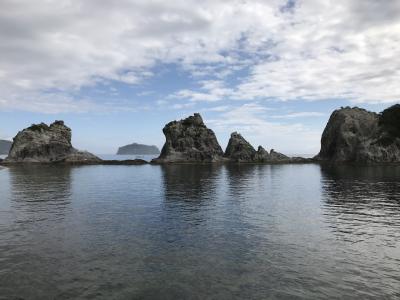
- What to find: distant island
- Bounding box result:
[0,140,12,155]
[117,143,160,155]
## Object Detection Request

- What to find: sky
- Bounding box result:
[0,0,399,155]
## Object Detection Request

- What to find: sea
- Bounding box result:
[0,162,399,299]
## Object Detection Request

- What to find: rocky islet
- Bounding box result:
[315,104,400,163]
[2,104,399,165]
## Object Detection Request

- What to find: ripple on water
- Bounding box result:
[0,164,399,299]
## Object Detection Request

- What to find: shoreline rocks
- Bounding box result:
[152,113,309,164]
[152,113,224,163]
[315,105,400,163]
[16,103,400,166]
[223,131,303,163]
[5,121,101,163]
[224,132,256,162]
[1,114,310,166]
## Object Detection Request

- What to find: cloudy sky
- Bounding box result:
[0,0,399,154]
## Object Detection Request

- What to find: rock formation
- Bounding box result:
[224,132,294,163]
[117,143,160,155]
[0,140,12,155]
[269,149,290,161]
[5,121,101,163]
[253,146,271,162]
[152,113,224,163]
[224,132,256,162]
[315,105,400,163]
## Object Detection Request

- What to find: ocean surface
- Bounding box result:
[0,163,399,299]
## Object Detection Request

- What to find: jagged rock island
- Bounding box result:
[224,132,256,162]
[152,113,224,163]
[224,132,303,163]
[152,113,308,164]
[0,140,12,155]
[315,104,400,163]
[117,143,160,155]
[4,121,101,163]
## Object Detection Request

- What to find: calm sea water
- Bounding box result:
[0,163,399,299]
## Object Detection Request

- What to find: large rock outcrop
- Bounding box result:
[152,113,224,163]
[315,105,400,163]
[117,143,160,155]
[5,121,101,163]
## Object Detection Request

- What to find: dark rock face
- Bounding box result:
[224,132,256,162]
[152,113,224,163]
[0,140,12,155]
[5,121,101,163]
[117,143,160,155]
[269,149,289,161]
[379,104,400,145]
[253,146,270,162]
[224,132,294,163]
[316,105,400,163]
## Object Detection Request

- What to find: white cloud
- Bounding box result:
[207,103,321,154]
[171,80,233,102]
[271,112,326,119]
[0,0,399,112]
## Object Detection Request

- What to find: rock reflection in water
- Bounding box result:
[320,164,400,296]
[0,165,73,299]
[161,164,221,203]
[8,165,72,203]
[0,164,399,299]
[320,164,400,236]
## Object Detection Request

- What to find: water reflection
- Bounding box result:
[0,164,399,299]
[0,166,73,299]
[160,164,222,202]
[320,164,400,244]
[8,165,72,202]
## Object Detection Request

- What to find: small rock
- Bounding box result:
[224,132,256,162]
[253,146,271,162]
[269,149,289,161]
